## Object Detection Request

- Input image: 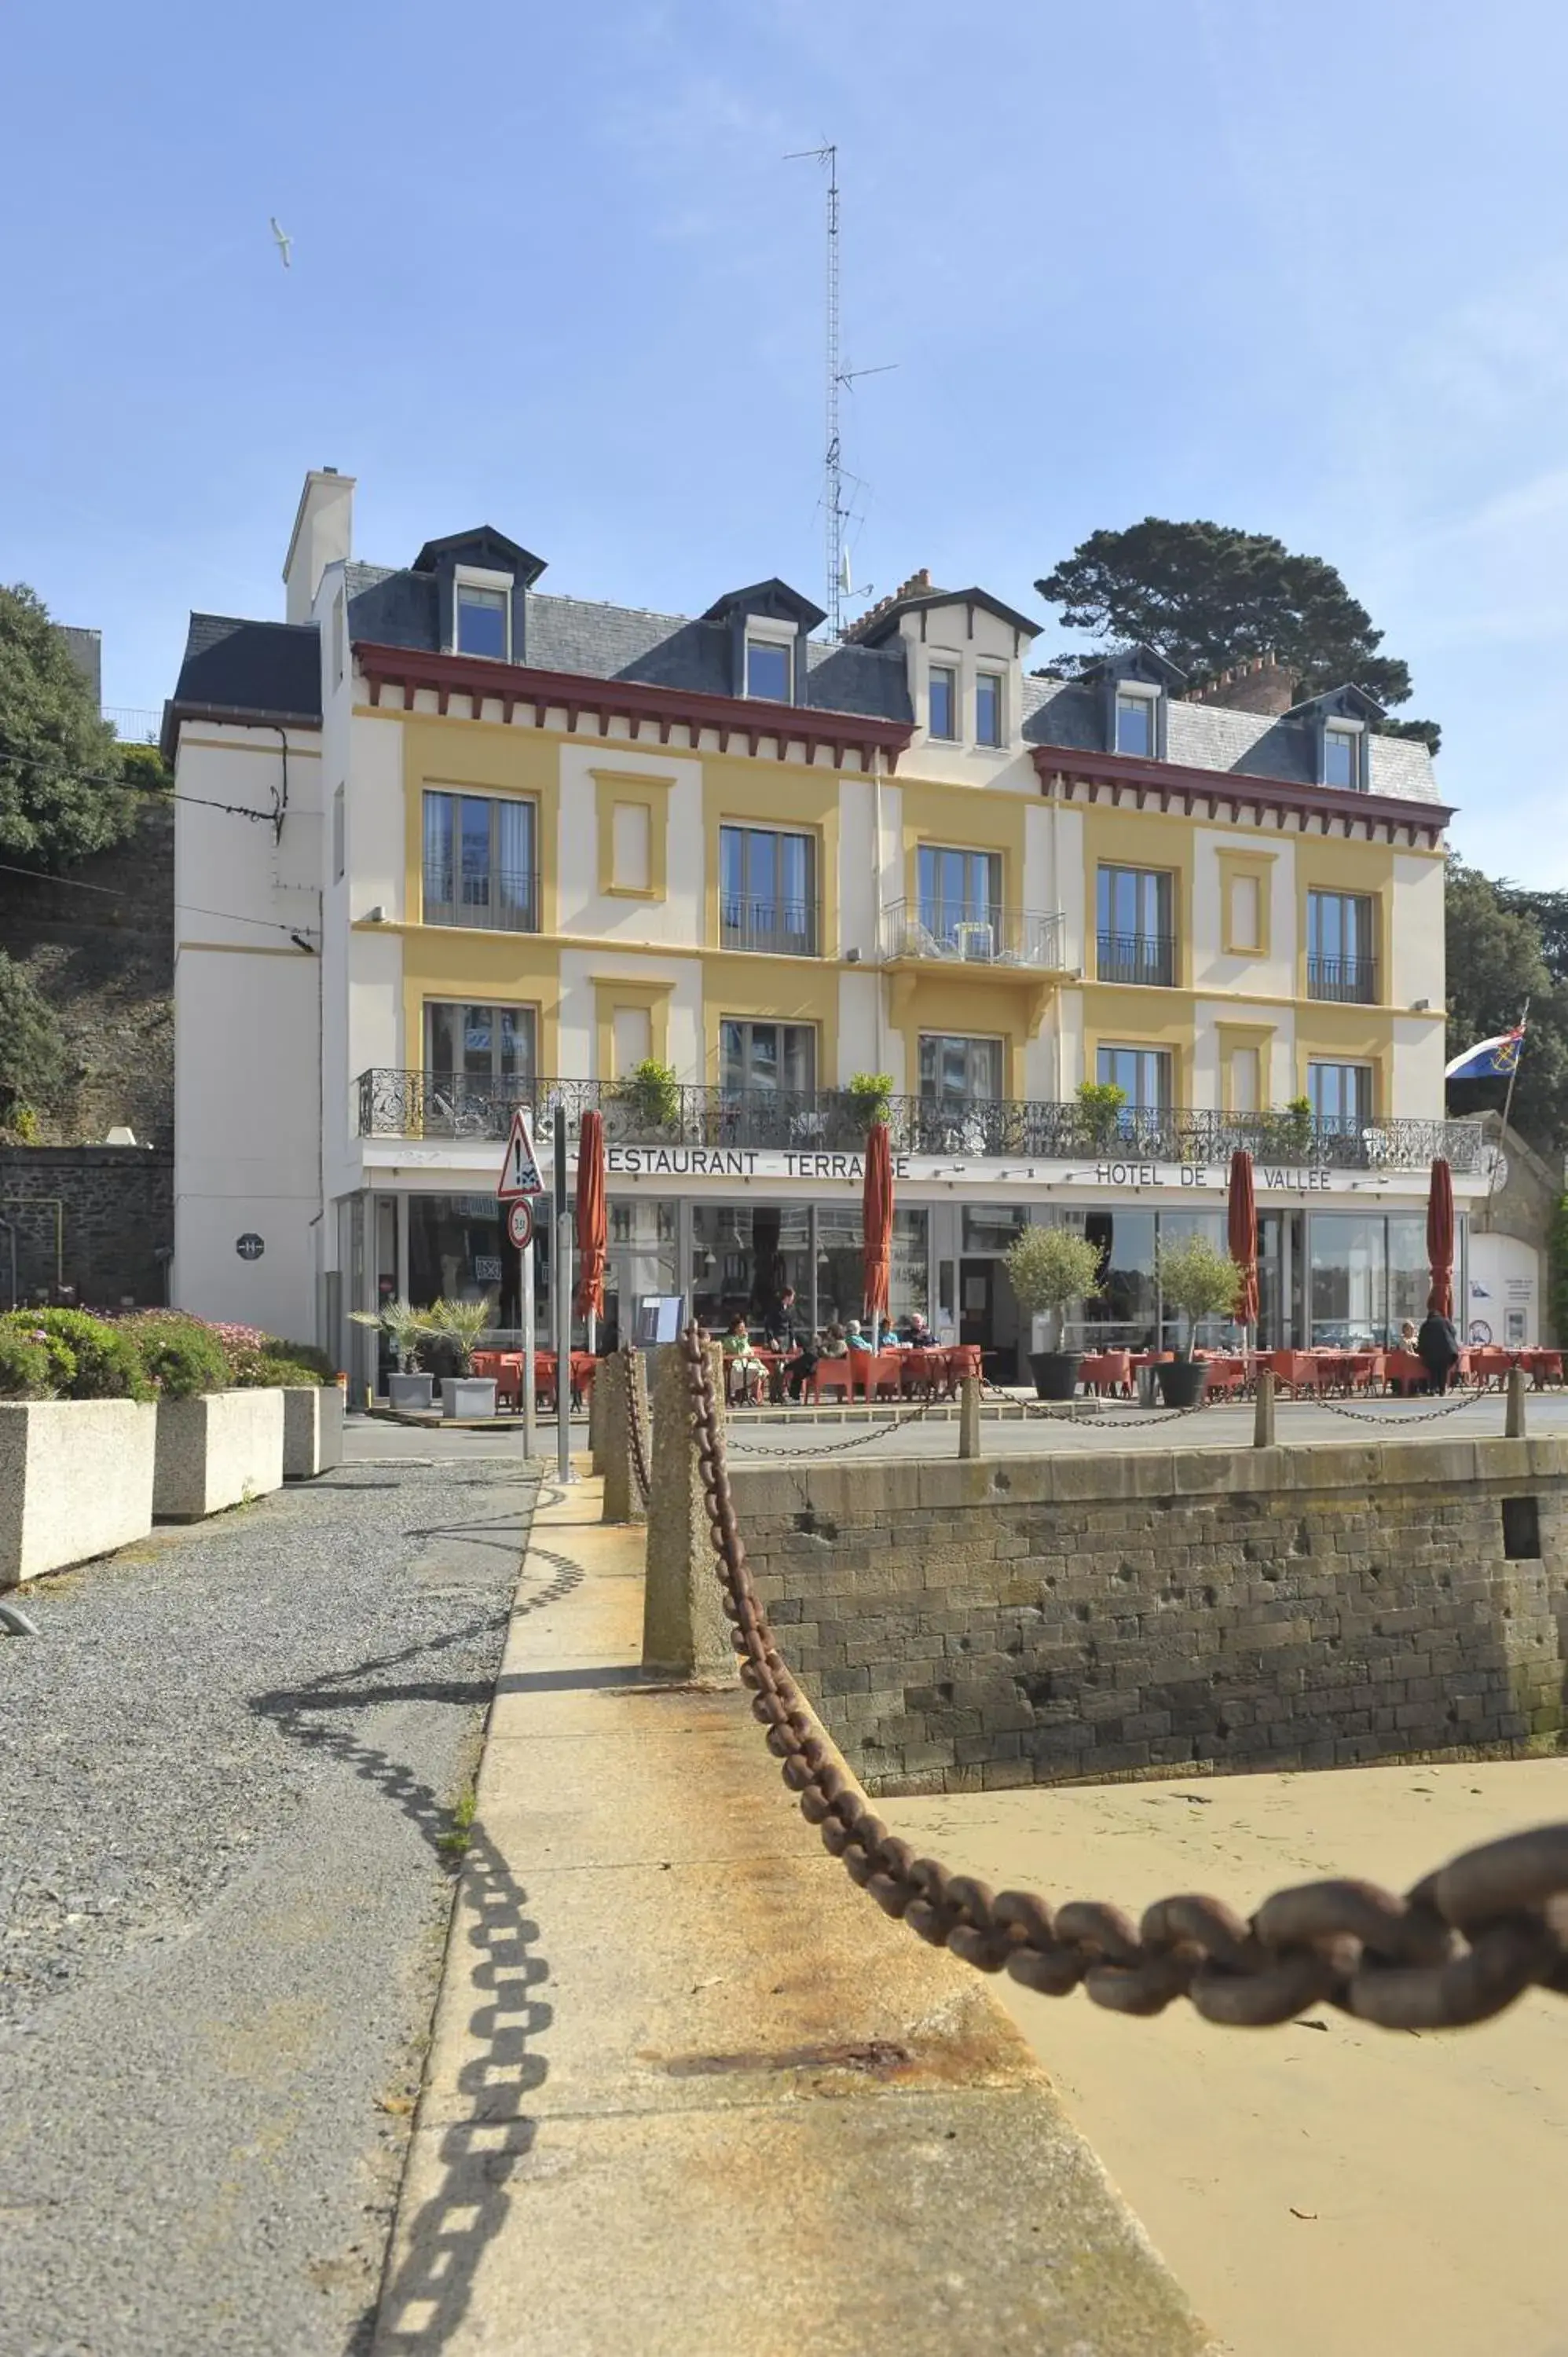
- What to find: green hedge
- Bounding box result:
[0,1329,51,1398]
[0,1308,151,1401]
[130,1315,233,1399]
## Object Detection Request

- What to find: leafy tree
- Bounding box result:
[1035,518,1440,751]
[1494,883,1568,984]
[1444,860,1568,1152]
[0,949,64,1122]
[0,583,137,866]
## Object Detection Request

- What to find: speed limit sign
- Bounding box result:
[506,1198,534,1251]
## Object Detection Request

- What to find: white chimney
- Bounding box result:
[283,468,355,624]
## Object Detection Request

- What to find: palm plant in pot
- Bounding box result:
[350,1298,435,1410]
[426,1296,499,1419]
[1003,1225,1105,1400]
[1153,1236,1244,1407]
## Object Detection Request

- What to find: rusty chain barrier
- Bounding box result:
[680,1325,1568,2032]
[621,1343,652,1507]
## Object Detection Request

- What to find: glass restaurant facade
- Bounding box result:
[342,1149,1473,1386]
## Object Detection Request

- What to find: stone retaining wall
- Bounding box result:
[730,1439,1568,1794]
[0,1145,172,1307]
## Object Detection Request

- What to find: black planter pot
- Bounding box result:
[1029,1351,1083,1402]
[1155,1358,1209,1409]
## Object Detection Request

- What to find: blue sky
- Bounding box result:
[5,0,1566,881]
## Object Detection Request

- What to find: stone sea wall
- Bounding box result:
[731,1439,1568,1794]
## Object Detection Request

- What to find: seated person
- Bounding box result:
[899,1310,933,1347]
[816,1321,848,1358]
[720,1313,766,1404]
[844,1318,872,1354]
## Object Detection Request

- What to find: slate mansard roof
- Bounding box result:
[1020,671,1439,808]
[165,539,1442,811]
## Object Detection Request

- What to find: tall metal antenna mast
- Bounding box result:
[786,142,844,636]
[786,142,896,638]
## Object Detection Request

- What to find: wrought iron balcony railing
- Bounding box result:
[718,894,820,957]
[422,865,539,933]
[1308,953,1379,1004]
[1096,929,1177,987]
[880,900,1066,969]
[355,1071,1487,1175]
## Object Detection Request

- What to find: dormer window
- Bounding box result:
[455,568,513,659]
[976,671,1004,747]
[1324,723,1361,790]
[1116,688,1158,757]
[745,634,792,701]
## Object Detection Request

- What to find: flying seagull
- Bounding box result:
[270,217,291,269]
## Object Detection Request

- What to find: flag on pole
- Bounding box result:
[1445,1025,1526,1082]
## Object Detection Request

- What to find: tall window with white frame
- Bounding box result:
[455,579,510,659]
[1307,1061,1373,1135]
[719,1021,816,1146]
[928,664,958,740]
[745,633,792,701]
[423,790,537,931]
[423,1001,536,1128]
[975,670,1004,747]
[1097,865,1175,986]
[917,845,1002,956]
[1323,724,1362,790]
[719,823,817,955]
[1097,1044,1173,1124]
[918,1035,1003,1100]
[1306,889,1376,1003]
[1115,687,1158,757]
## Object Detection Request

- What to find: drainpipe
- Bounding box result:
[1050,773,1066,1099]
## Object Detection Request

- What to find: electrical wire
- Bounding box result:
[0,748,275,824]
[0,857,318,943]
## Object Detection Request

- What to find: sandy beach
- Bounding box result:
[891,1758,1568,2357]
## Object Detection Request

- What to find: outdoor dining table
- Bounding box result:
[1471,1346,1564,1391]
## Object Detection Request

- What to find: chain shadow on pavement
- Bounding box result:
[247,1540,584,2355]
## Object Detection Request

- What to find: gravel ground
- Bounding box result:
[0,1458,537,2357]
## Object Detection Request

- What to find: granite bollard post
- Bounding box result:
[588,1364,609,1475]
[599,1352,644,1527]
[1506,1364,1528,1439]
[1253,1366,1276,1448]
[958,1374,981,1459]
[642,1340,735,1681]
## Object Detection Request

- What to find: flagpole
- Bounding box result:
[1482,997,1529,1232]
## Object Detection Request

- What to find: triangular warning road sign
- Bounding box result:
[496,1106,545,1200]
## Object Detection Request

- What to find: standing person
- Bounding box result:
[768,1285,815,1403]
[1416,1307,1461,1395]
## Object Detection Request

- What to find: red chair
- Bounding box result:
[943,1345,984,1398]
[861,1349,903,1402]
[810,1358,853,1403]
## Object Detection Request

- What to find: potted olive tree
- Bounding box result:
[427,1297,499,1419]
[1154,1235,1244,1407]
[1003,1225,1106,1401]
[350,1299,434,1410]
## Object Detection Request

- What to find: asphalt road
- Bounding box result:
[0,1456,536,2357]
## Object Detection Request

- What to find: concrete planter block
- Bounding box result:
[154,1388,285,1522]
[441,1377,497,1420]
[281,1384,344,1480]
[387,1372,435,1412]
[0,1398,158,1587]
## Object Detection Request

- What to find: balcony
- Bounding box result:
[1308,953,1379,1004]
[719,893,820,958]
[355,1070,1487,1174]
[1096,929,1176,987]
[880,900,1067,970]
[422,865,539,933]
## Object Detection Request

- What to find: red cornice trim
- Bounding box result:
[1030,742,1453,842]
[352,641,913,771]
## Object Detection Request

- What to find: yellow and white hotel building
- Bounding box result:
[164,471,1486,1386]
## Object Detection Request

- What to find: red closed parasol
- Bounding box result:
[573,1109,606,1326]
[1227,1149,1259,1334]
[862,1121,893,1338]
[1427,1156,1454,1318]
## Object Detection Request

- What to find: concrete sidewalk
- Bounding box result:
[372,1478,1216,2356]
